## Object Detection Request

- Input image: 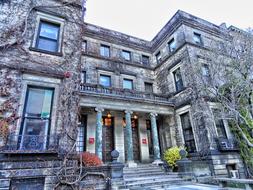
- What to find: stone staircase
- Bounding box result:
[114,164,188,190]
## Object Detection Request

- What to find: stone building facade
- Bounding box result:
[0,0,247,189]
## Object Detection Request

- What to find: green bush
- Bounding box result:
[163,146,186,169]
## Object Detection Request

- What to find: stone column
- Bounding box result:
[150,113,162,164]
[95,107,104,160]
[125,110,137,167]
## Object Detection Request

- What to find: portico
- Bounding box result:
[78,95,175,165]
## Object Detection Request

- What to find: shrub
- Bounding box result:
[163,146,186,169]
[81,152,103,167]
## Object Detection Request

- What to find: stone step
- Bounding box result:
[124,174,180,182]
[123,178,185,187]
[119,179,188,189]
[123,170,166,177]
[123,169,163,173]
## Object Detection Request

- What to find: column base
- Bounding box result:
[127,161,137,168]
[152,159,163,166]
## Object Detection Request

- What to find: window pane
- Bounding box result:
[21,119,49,150]
[156,52,161,62]
[123,79,133,89]
[142,55,149,65]
[23,118,49,136]
[100,75,111,87]
[145,82,153,93]
[100,45,110,57]
[37,38,58,52]
[81,71,86,83]
[122,50,131,60]
[40,22,59,40]
[26,88,53,118]
[193,33,202,44]
[168,39,176,52]
[76,126,84,152]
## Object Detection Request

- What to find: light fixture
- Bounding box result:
[133,115,138,119]
[107,112,112,118]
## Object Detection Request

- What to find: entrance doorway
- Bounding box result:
[124,118,140,162]
[76,115,87,152]
[102,116,114,162]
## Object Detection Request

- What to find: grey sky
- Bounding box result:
[85,0,253,41]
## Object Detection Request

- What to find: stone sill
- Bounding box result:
[29,47,63,57]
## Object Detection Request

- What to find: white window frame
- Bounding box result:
[32,11,65,53]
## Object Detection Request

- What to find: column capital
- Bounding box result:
[150,112,158,117]
[124,110,133,114]
[95,107,104,112]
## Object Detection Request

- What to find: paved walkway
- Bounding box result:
[164,183,243,190]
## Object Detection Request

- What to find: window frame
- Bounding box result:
[141,55,150,65]
[35,20,61,53]
[82,40,87,53]
[179,111,197,153]
[100,44,110,57]
[81,71,86,84]
[144,82,153,93]
[123,78,134,90]
[121,50,131,61]
[168,38,176,52]
[202,64,211,84]
[19,86,55,150]
[173,67,184,92]
[99,74,111,87]
[31,12,64,55]
[155,51,161,63]
[193,32,203,45]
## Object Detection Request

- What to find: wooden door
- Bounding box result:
[102,117,114,162]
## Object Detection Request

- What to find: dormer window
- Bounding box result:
[168,38,176,52]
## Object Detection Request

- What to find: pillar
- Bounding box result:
[95,107,104,160]
[125,110,136,167]
[150,113,161,163]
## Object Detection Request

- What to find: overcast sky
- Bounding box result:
[85,0,253,41]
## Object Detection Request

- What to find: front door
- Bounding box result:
[124,118,140,162]
[102,116,114,162]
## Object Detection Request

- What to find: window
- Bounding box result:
[76,116,87,152]
[36,21,60,52]
[100,44,110,57]
[173,68,184,92]
[20,87,54,151]
[11,178,45,190]
[168,38,176,52]
[142,55,150,65]
[212,109,227,138]
[82,40,87,52]
[155,51,162,63]
[81,71,86,84]
[180,112,196,153]
[193,32,202,45]
[99,75,111,87]
[144,82,153,93]
[121,50,131,61]
[202,64,211,83]
[123,79,133,90]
